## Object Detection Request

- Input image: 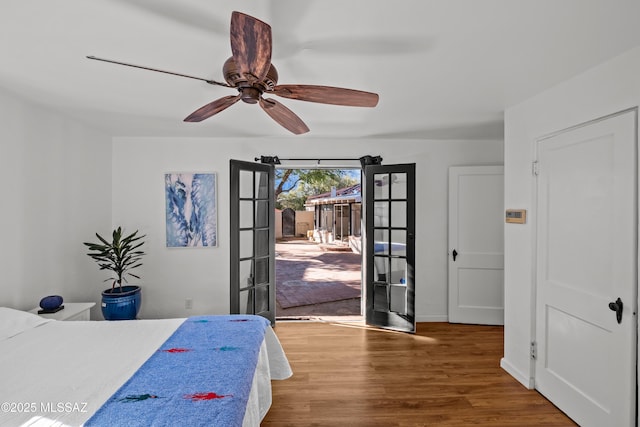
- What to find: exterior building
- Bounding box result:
[305,184,362,243]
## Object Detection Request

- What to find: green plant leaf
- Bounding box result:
[85,227,146,286]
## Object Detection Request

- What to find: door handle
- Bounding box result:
[452,249,458,262]
[608,297,623,324]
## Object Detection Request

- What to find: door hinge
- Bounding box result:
[532,161,539,176]
[530,341,537,360]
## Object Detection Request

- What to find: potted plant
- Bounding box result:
[84,227,146,320]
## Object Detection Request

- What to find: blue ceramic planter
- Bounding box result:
[101,285,141,320]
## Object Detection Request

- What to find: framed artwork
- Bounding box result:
[165,173,217,247]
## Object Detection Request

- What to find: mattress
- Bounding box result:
[0,308,291,426]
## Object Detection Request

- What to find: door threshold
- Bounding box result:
[277,315,364,323]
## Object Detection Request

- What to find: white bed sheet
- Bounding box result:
[0,317,291,427]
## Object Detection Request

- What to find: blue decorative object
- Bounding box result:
[39,295,63,311]
[101,285,141,320]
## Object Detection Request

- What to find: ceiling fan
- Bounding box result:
[87,11,379,135]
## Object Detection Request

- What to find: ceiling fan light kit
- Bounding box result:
[88,11,379,135]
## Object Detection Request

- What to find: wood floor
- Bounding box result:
[262,321,576,427]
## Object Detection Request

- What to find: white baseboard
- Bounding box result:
[415,314,448,322]
[500,357,534,389]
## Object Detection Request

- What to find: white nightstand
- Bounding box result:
[29,302,96,321]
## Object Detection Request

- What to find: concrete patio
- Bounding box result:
[275,238,362,319]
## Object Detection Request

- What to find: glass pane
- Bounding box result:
[255,229,269,257]
[239,170,253,199]
[239,259,253,289]
[255,285,269,314]
[256,200,269,228]
[374,173,389,199]
[254,258,269,285]
[239,200,253,228]
[391,230,407,256]
[389,284,407,314]
[374,255,389,283]
[391,201,406,228]
[374,229,389,251]
[374,284,389,311]
[240,230,253,258]
[256,171,269,199]
[374,202,389,227]
[335,205,350,241]
[391,173,407,199]
[390,258,407,285]
[322,206,334,233]
[351,204,362,237]
[239,289,252,314]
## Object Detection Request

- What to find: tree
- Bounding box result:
[275,169,359,210]
[275,169,340,198]
[276,185,311,211]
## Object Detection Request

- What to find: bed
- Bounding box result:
[0,307,292,426]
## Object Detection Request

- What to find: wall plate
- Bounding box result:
[505,209,526,224]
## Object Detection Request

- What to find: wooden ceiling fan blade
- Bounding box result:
[272,85,379,107]
[184,95,241,122]
[230,11,272,83]
[259,98,309,135]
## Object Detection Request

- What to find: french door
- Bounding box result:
[230,158,415,332]
[229,160,276,325]
[334,204,350,242]
[364,163,416,332]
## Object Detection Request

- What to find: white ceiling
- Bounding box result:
[1,0,639,140]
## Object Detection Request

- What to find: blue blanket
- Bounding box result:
[85,315,270,427]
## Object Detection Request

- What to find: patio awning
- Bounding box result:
[305,184,361,206]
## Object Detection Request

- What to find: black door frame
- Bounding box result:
[363,163,416,332]
[229,160,276,325]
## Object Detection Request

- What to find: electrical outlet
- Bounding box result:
[185,298,193,310]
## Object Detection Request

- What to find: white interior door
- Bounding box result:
[535,110,637,427]
[448,166,504,325]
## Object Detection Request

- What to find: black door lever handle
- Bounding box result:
[452,249,458,262]
[609,297,623,324]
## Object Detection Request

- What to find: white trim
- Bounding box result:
[529,132,540,389]
[634,107,640,421]
[500,357,535,389]
[531,109,639,424]
[536,107,639,142]
[415,314,448,322]
[532,108,640,391]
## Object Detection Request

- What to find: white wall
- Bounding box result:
[275,210,314,239]
[502,46,640,387]
[0,87,112,316]
[112,137,503,320]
